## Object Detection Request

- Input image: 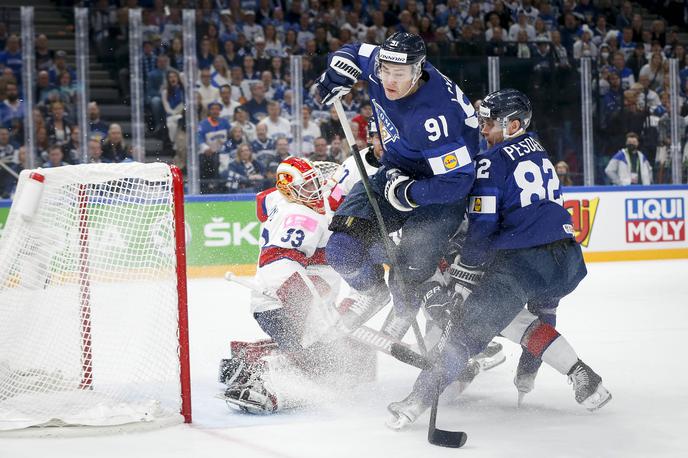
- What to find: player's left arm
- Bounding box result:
[460,153,506,267]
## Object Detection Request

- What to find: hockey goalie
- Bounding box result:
[219,156,376,414]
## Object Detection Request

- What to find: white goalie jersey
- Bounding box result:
[252,187,342,315]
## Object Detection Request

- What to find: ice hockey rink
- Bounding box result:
[2,259,687,458]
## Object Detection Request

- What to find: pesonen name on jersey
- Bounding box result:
[502,137,545,161]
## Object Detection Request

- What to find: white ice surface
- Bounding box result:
[2,260,687,457]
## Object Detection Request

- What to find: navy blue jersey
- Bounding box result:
[462,132,575,266]
[340,43,479,206]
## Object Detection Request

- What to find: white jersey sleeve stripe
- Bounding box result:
[358,43,377,57]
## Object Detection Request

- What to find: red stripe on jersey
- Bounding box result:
[309,248,327,266]
[259,246,310,268]
[256,187,276,222]
[525,322,560,358]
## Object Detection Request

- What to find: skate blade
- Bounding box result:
[216,393,272,415]
[583,386,612,411]
[517,391,526,407]
[385,412,413,431]
[476,351,506,371]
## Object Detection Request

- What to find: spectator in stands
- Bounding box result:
[242,55,261,82]
[283,29,303,55]
[88,102,109,141]
[43,145,68,168]
[0,82,23,130]
[35,70,55,105]
[555,160,574,186]
[0,127,14,161]
[198,38,215,70]
[630,14,644,44]
[251,123,276,168]
[616,1,633,30]
[320,105,346,143]
[573,25,598,60]
[626,43,648,81]
[101,124,132,163]
[509,11,536,42]
[35,34,54,72]
[223,125,247,159]
[550,30,572,70]
[218,85,240,122]
[146,55,171,133]
[62,125,83,164]
[350,103,371,144]
[263,24,286,58]
[605,132,652,185]
[229,66,250,104]
[592,15,611,47]
[211,55,231,88]
[0,145,22,198]
[655,92,684,183]
[242,10,265,43]
[57,71,77,108]
[46,101,72,146]
[639,52,665,92]
[636,75,661,113]
[309,137,336,163]
[612,52,635,90]
[258,101,291,141]
[168,37,184,72]
[243,82,269,124]
[253,37,273,72]
[233,106,257,142]
[36,126,50,162]
[301,106,323,150]
[0,35,21,83]
[197,68,221,117]
[227,143,266,193]
[199,145,222,195]
[198,102,230,155]
[265,137,292,179]
[0,23,8,51]
[508,30,533,59]
[163,71,185,143]
[328,136,347,163]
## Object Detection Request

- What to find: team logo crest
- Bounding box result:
[276,172,293,188]
[372,99,400,146]
[443,154,458,170]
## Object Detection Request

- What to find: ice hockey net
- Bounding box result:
[0,163,191,432]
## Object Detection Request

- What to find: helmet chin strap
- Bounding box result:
[499,115,525,140]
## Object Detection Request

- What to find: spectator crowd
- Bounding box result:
[1,0,687,196]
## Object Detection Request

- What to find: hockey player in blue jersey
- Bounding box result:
[315,32,480,334]
[387,89,612,430]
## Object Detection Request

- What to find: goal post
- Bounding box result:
[0,162,191,431]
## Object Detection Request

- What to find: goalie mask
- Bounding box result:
[276,157,326,211]
[479,88,532,141]
[374,32,426,100]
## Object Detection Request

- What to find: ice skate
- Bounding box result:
[222,373,279,414]
[386,391,431,431]
[474,340,506,371]
[337,283,391,332]
[567,360,612,411]
[514,370,538,407]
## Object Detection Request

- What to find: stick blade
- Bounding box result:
[428,429,468,448]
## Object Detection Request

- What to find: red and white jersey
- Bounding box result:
[332,150,379,196]
[252,188,341,314]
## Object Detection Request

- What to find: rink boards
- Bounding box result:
[2,185,687,277]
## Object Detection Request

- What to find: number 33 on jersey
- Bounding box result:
[462,132,576,266]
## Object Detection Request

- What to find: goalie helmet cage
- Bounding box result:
[0,163,191,433]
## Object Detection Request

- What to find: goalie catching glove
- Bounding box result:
[316,51,362,106]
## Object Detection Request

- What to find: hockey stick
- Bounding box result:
[332,99,427,357]
[224,272,411,359]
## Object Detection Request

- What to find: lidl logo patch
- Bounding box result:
[443,154,458,170]
[473,197,482,212]
[625,197,684,243]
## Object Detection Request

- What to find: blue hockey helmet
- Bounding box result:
[375,32,427,98]
[478,88,532,139]
[378,32,426,66]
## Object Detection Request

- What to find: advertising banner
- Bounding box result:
[2,186,687,277]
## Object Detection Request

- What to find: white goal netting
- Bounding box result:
[0,162,189,431]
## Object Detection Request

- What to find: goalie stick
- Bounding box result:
[224,272,411,359]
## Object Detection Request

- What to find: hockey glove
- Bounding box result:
[448,258,484,304]
[384,168,418,212]
[315,52,362,106]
